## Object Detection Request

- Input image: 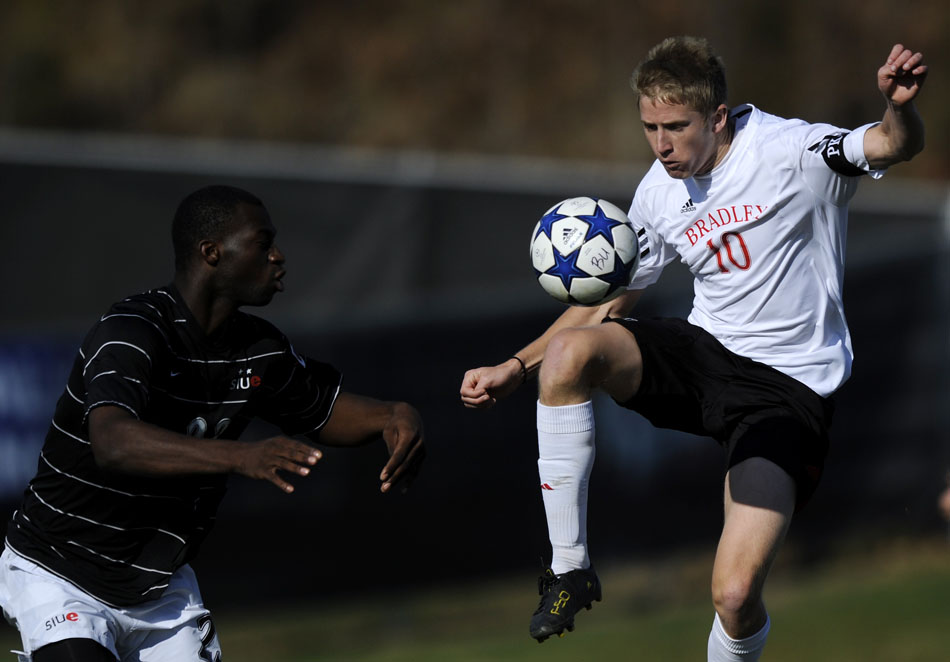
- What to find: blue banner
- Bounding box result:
[0,339,77,500]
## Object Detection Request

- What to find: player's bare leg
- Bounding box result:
[707,457,796,661]
[538,322,643,407]
[529,322,641,641]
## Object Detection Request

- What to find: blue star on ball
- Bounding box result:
[543,243,590,292]
[534,209,569,242]
[580,202,627,244]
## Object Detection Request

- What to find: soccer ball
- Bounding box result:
[530,196,639,306]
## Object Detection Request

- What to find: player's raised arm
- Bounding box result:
[459,289,642,409]
[864,44,927,170]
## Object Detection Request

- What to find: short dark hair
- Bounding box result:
[631,36,727,116]
[171,185,265,270]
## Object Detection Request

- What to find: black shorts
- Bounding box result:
[605,317,834,510]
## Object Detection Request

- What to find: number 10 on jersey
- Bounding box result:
[707,231,751,273]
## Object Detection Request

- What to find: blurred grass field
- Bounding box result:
[2,537,948,661]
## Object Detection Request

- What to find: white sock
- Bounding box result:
[707,612,771,661]
[536,400,595,575]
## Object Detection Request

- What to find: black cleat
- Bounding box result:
[529,566,602,642]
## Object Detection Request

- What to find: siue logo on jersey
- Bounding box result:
[45,612,79,630]
[230,368,262,391]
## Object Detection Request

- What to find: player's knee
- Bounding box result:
[541,329,596,388]
[711,573,760,622]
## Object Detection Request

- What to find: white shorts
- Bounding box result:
[0,547,222,661]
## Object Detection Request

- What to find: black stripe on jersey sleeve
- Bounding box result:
[807,132,867,177]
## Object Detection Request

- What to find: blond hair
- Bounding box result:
[631,36,727,116]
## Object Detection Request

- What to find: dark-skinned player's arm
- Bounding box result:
[89,405,322,494]
[310,392,425,494]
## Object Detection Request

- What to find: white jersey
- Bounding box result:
[628,104,883,397]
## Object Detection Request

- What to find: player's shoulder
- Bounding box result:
[743,104,848,150]
[229,312,312,373]
[93,286,179,337]
[109,286,177,315]
[737,105,809,143]
[737,104,848,173]
[227,311,297,357]
[76,287,179,364]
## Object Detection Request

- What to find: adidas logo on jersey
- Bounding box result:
[680,198,696,213]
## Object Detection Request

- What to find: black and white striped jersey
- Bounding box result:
[5,284,342,607]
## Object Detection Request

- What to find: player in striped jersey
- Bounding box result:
[461,38,926,658]
[0,185,425,661]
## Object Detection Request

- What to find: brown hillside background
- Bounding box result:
[1,0,947,179]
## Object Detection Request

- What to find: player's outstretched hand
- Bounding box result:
[236,436,322,494]
[878,44,927,106]
[460,359,524,409]
[379,403,425,494]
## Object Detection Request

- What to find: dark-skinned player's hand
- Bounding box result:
[378,403,425,494]
[235,436,322,493]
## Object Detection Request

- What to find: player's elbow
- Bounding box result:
[889,130,925,164]
[866,120,925,169]
[89,429,130,472]
[88,406,136,471]
[90,439,123,471]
